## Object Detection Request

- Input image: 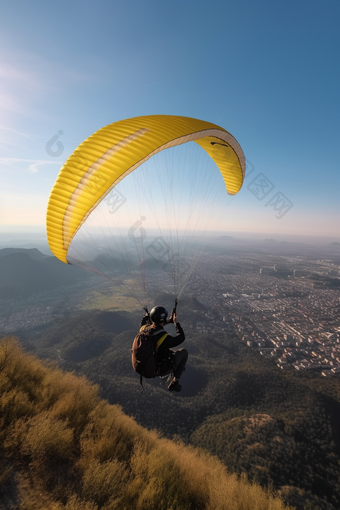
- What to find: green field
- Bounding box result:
[79,290,140,312]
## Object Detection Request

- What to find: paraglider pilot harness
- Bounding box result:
[140,298,178,390]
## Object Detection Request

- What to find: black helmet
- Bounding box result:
[150,306,168,324]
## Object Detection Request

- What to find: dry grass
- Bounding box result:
[0,337,292,510]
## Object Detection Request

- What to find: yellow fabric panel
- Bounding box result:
[46,115,245,264]
[194,137,243,194]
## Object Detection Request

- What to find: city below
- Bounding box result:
[188,241,340,377]
[1,239,340,377]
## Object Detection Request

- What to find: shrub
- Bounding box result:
[21,412,75,462]
[64,494,98,510]
[82,458,128,507]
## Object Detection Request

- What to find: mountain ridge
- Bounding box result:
[0,337,290,510]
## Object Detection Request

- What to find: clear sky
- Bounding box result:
[0,0,339,242]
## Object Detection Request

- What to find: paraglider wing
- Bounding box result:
[46,115,245,265]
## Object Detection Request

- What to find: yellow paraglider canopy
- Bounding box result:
[46,115,245,264]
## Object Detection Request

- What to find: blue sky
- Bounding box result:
[0,0,339,242]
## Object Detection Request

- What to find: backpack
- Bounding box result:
[131,326,168,386]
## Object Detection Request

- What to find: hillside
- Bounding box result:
[13,307,340,509]
[0,248,90,298]
[0,338,290,510]
[0,248,48,261]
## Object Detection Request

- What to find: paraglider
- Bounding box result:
[46,114,245,390]
[46,115,245,307]
[132,301,187,392]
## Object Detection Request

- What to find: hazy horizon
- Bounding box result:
[0,226,339,251]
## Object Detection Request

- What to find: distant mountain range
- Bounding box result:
[0,247,49,261]
[0,248,90,298]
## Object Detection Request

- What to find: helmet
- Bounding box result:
[150,306,168,324]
